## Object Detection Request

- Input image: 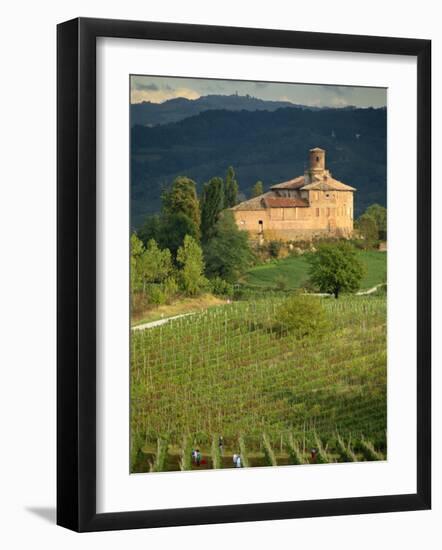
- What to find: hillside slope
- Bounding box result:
[130,93,314,126]
[131,106,386,227]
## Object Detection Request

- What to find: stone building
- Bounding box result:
[231,148,356,241]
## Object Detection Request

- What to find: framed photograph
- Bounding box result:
[57,17,431,532]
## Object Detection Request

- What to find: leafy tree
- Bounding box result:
[307,242,365,298]
[357,213,378,246]
[130,233,145,293]
[209,276,234,298]
[162,176,201,236]
[200,177,225,241]
[274,294,329,336]
[141,239,173,285]
[224,166,238,208]
[251,180,264,197]
[203,211,255,283]
[138,214,162,246]
[176,235,207,296]
[160,212,200,258]
[366,203,387,240]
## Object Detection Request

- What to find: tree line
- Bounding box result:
[131,166,254,313]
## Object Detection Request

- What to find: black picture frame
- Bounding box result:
[57,17,431,532]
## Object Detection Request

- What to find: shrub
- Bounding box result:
[163,276,179,303]
[147,284,166,305]
[210,276,234,298]
[273,293,329,337]
[268,240,283,258]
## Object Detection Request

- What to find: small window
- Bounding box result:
[258,220,263,225]
[316,156,320,162]
[316,208,320,217]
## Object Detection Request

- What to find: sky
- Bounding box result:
[130,75,387,108]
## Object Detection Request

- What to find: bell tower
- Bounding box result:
[309,147,325,173]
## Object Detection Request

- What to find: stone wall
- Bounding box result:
[232,190,354,241]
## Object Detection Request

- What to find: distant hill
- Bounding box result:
[131,106,386,228]
[130,94,321,127]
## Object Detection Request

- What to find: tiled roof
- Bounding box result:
[263,197,309,208]
[270,176,305,190]
[301,177,356,192]
[231,191,273,211]
[231,168,355,212]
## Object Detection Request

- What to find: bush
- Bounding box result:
[163,276,179,303]
[273,293,329,337]
[268,240,283,258]
[147,284,166,305]
[210,276,234,298]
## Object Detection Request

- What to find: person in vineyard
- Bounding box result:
[236,454,242,468]
[233,453,238,466]
[196,449,202,466]
[218,436,224,454]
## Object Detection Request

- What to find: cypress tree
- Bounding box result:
[200,177,225,241]
[224,166,239,208]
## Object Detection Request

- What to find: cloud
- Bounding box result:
[329,96,350,107]
[136,82,160,91]
[131,87,201,104]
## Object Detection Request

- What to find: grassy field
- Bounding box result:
[243,250,386,291]
[131,293,387,472]
[132,293,226,326]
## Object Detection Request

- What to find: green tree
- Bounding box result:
[203,211,254,283]
[141,239,173,285]
[130,233,145,293]
[176,235,207,296]
[162,176,201,236]
[224,166,238,208]
[357,213,378,246]
[200,177,225,241]
[307,242,365,298]
[251,180,264,197]
[138,214,162,246]
[366,204,387,240]
[160,212,200,258]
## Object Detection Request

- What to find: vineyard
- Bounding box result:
[131,294,387,473]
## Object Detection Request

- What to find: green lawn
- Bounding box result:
[244,250,386,291]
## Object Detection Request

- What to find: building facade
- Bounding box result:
[231,148,356,241]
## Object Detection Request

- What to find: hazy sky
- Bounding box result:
[130,75,386,108]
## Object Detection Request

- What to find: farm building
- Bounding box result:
[231,148,356,241]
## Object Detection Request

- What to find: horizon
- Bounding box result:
[130,75,387,108]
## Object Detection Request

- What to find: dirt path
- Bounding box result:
[132,283,385,332]
[132,312,194,332]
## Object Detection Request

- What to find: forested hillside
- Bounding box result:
[130,93,313,127]
[131,106,386,227]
